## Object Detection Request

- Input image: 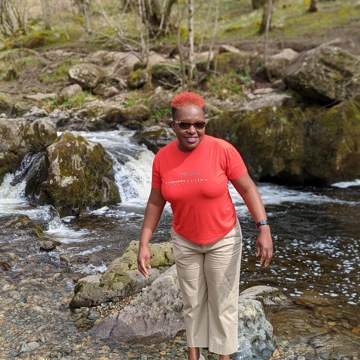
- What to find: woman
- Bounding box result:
[137,92,273,360]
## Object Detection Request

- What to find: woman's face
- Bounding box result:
[172,104,206,152]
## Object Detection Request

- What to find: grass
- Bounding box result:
[39,58,80,84]
[0,49,46,81]
[0,0,358,53]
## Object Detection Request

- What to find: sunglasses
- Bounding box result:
[174,121,206,130]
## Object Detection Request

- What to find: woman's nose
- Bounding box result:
[187,124,196,133]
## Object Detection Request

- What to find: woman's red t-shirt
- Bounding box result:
[152,135,247,244]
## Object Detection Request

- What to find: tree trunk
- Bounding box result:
[75,0,92,34]
[308,0,318,13]
[41,0,52,30]
[188,0,194,80]
[259,0,273,34]
[252,0,266,10]
[141,0,177,37]
[263,0,273,80]
[0,0,27,36]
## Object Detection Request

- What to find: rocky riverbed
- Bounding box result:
[1,228,359,360]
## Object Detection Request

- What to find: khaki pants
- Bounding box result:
[171,221,242,355]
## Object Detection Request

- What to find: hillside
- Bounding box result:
[0,0,359,112]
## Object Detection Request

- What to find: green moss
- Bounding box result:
[40,92,87,112]
[42,132,119,214]
[151,108,171,121]
[39,58,80,84]
[0,49,46,82]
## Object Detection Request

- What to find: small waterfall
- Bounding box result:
[74,129,154,206]
[0,173,28,212]
[10,152,44,186]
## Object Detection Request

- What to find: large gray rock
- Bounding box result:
[69,63,107,90]
[133,123,175,153]
[0,117,57,184]
[91,265,183,344]
[210,51,256,75]
[234,298,275,360]
[70,240,174,308]
[91,262,280,359]
[102,104,150,130]
[283,45,360,103]
[26,131,120,216]
[266,48,299,79]
[58,84,83,104]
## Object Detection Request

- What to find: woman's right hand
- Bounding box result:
[137,245,151,277]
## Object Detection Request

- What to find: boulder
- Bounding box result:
[26,131,120,216]
[133,123,176,154]
[92,84,119,99]
[0,215,43,238]
[127,68,150,89]
[58,84,83,104]
[23,106,49,120]
[70,240,174,308]
[265,48,299,79]
[90,50,140,76]
[102,104,150,130]
[91,265,279,359]
[283,45,360,103]
[207,102,305,184]
[91,265,183,344]
[210,51,255,75]
[0,117,57,184]
[304,96,360,184]
[69,63,107,90]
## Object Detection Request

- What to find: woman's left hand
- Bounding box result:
[256,227,273,267]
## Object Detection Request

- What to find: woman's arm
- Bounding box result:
[231,173,273,267]
[137,188,167,277]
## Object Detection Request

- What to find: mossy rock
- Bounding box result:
[210,52,252,76]
[33,131,120,216]
[207,103,305,184]
[304,96,360,184]
[127,68,150,90]
[70,241,174,308]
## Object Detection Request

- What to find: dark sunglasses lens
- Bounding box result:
[194,122,206,129]
[178,122,206,129]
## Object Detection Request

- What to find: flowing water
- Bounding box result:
[1,128,359,352]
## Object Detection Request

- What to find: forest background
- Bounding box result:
[1,0,359,109]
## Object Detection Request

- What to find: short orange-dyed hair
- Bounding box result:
[171,92,205,119]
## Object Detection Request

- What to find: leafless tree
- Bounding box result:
[259,0,273,34]
[41,0,52,30]
[188,0,195,79]
[252,0,266,10]
[139,0,177,38]
[308,0,318,13]
[262,0,273,80]
[74,0,92,34]
[0,0,27,36]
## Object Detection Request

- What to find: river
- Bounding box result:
[0,128,359,357]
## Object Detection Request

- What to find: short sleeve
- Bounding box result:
[151,154,162,188]
[225,143,248,180]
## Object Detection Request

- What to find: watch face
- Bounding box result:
[256,220,269,228]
